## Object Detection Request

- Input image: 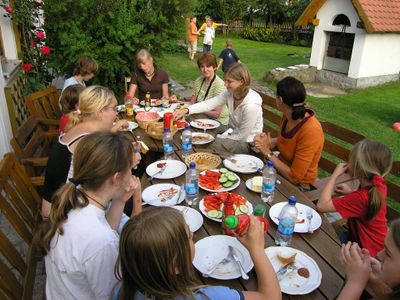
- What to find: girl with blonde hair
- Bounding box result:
[317,139,392,256]
[42,85,133,219]
[41,132,140,300]
[174,63,263,154]
[113,207,281,300]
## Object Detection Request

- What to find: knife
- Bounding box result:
[228,245,249,280]
[276,262,297,281]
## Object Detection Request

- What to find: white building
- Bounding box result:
[296,0,400,88]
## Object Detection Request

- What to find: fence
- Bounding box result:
[224,20,313,36]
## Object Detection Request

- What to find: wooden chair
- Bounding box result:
[0,153,43,299]
[10,116,59,187]
[124,77,131,93]
[25,86,62,120]
[386,161,400,222]
[260,92,281,137]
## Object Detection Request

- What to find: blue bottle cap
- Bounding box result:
[189,162,196,169]
[184,124,190,130]
[164,127,170,133]
[288,196,297,205]
[267,160,274,167]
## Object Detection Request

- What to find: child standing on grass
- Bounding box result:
[59,84,85,134]
[317,139,392,257]
[217,39,240,73]
[202,18,215,53]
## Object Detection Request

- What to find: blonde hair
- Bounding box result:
[116,207,203,299]
[135,49,153,69]
[40,132,133,254]
[67,85,115,128]
[348,139,392,220]
[224,63,251,100]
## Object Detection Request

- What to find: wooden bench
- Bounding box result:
[25,86,61,120]
[0,153,43,299]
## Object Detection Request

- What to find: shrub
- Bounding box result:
[241,27,312,47]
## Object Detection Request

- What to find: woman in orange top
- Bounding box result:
[253,77,324,190]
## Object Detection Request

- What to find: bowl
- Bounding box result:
[185,152,222,171]
[145,122,178,140]
[135,112,160,130]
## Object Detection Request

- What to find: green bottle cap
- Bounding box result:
[224,215,239,229]
[254,204,266,216]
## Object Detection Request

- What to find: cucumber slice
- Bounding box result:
[227,174,237,182]
[225,171,233,176]
[219,175,228,183]
[219,168,228,174]
[235,207,241,215]
[216,211,223,219]
[239,205,249,214]
[222,181,234,188]
[207,210,219,218]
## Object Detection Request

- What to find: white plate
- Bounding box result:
[142,184,185,206]
[140,99,162,107]
[199,197,253,222]
[190,119,220,130]
[269,202,322,233]
[265,246,322,295]
[157,108,174,118]
[193,235,254,280]
[223,154,264,174]
[172,206,203,232]
[199,169,240,192]
[245,178,262,193]
[127,121,138,131]
[116,104,125,112]
[192,132,215,145]
[146,160,187,179]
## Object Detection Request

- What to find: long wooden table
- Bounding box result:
[128,117,346,300]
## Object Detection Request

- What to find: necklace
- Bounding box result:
[82,191,107,210]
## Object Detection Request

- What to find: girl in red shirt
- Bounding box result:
[317,139,392,257]
[59,84,85,134]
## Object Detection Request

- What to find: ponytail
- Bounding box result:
[65,110,82,130]
[292,105,306,121]
[40,182,89,254]
[367,175,385,220]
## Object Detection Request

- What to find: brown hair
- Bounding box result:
[197,52,217,69]
[72,56,98,76]
[67,85,115,128]
[60,84,85,114]
[226,39,233,47]
[224,62,251,100]
[40,132,133,254]
[115,207,203,299]
[348,139,392,220]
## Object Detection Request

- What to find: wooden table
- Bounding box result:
[128,117,346,300]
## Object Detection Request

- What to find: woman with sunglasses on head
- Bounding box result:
[41,132,140,300]
[41,86,141,220]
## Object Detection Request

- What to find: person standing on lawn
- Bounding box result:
[198,15,227,33]
[187,16,200,60]
[202,18,215,53]
[217,39,240,74]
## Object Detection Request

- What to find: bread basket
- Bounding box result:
[185,152,222,171]
[135,112,160,130]
[145,122,178,140]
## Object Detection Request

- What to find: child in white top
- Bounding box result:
[202,19,215,53]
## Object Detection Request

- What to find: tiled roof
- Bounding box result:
[296,0,400,33]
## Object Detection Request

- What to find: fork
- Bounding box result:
[175,184,185,205]
[149,165,166,180]
[202,256,232,277]
[306,208,314,234]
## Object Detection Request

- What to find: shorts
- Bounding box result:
[188,41,197,53]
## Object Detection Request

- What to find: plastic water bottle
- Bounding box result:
[261,160,277,203]
[276,196,298,246]
[162,128,174,160]
[181,125,192,158]
[185,162,199,206]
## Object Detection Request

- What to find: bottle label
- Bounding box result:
[185,182,198,196]
[163,144,174,154]
[263,182,275,193]
[278,218,295,237]
[182,141,192,151]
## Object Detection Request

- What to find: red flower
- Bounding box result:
[36,31,45,39]
[22,63,33,73]
[5,5,12,14]
[40,46,51,56]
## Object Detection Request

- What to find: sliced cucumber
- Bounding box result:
[219,168,228,174]
[220,203,224,211]
[207,210,219,218]
[216,211,223,219]
[227,174,237,182]
[225,171,234,177]
[239,205,249,214]
[219,175,228,183]
[222,181,234,188]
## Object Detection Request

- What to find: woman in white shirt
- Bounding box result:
[40,132,141,300]
[174,63,263,154]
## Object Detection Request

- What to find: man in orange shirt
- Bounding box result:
[187,16,200,60]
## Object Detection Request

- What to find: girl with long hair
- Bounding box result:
[113,207,281,300]
[317,139,392,257]
[41,132,141,299]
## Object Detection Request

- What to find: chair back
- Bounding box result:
[0,153,42,300]
[261,92,281,138]
[25,87,61,120]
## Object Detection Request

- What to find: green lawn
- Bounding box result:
[158,36,400,161]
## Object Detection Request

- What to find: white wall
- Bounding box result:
[0,16,18,59]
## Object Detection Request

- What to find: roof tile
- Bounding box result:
[358,0,400,32]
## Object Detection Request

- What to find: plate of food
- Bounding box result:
[116,104,126,112]
[157,108,174,118]
[223,154,264,174]
[269,202,322,233]
[199,192,253,222]
[142,184,185,206]
[193,235,254,280]
[190,119,220,130]
[140,99,162,107]
[199,168,240,192]
[192,132,215,145]
[264,246,322,295]
[172,206,203,232]
[127,121,139,131]
[245,176,263,193]
[146,160,187,179]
